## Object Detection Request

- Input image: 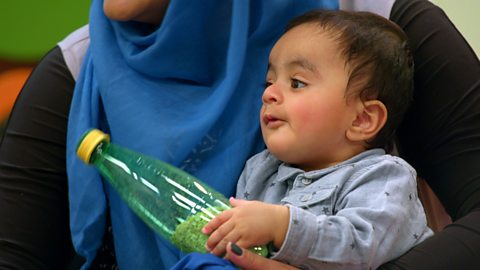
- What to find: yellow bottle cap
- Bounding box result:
[76,129,110,164]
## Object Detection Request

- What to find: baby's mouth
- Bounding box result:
[263,114,283,127]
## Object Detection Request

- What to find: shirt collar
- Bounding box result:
[274,148,386,183]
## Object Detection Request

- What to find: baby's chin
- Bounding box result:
[266,147,297,164]
[267,148,329,172]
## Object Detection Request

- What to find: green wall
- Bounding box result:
[0,1,90,61]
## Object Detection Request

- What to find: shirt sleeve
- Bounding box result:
[271,158,433,270]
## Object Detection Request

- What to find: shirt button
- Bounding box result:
[300,194,312,202]
[301,178,312,185]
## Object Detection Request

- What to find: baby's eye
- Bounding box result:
[291,79,307,89]
[265,81,273,89]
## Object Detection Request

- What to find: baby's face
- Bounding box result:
[261,23,359,171]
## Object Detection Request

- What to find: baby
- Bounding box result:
[203,9,433,270]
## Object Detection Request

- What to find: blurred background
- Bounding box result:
[0,0,479,139]
[0,1,90,137]
[431,0,479,55]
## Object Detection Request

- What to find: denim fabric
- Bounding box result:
[236,149,433,270]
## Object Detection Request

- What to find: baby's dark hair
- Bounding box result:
[286,10,414,152]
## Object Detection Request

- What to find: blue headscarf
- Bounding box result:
[67,0,338,269]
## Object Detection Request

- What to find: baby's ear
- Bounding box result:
[346,100,387,143]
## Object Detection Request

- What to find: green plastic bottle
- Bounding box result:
[76,129,268,257]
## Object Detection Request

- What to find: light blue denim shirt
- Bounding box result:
[236,149,433,270]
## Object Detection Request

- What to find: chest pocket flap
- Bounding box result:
[281,185,337,215]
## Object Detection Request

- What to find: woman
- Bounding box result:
[0,0,478,269]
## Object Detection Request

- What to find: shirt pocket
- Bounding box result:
[281,185,337,215]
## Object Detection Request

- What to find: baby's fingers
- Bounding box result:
[202,210,233,235]
[206,223,240,256]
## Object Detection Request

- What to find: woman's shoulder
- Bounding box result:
[57,25,90,81]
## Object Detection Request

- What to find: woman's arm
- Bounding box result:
[0,46,76,269]
[381,0,480,268]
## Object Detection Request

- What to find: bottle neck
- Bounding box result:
[90,141,109,164]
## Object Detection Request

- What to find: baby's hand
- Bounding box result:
[202,198,289,256]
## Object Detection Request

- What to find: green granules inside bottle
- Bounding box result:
[171,206,226,253]
[171,206,270,257]
[171,211,211,253]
